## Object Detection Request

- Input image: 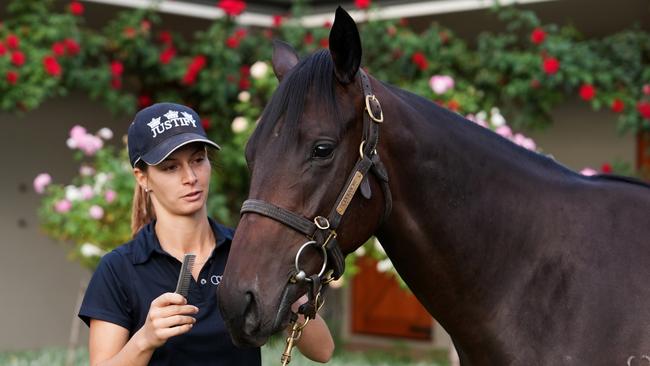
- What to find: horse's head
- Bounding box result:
[218,7,391,346]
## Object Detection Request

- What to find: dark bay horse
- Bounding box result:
[218,7,650,365]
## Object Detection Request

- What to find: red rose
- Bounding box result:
[579,84,596,101]
[6,70,18,85]
[202,117,211,130]
[226,36,240,48]
[138,95,153,108]
[43,55,62,76]
[6,34,19,49]
[530,27,546,44]
[182,72,197,86]
[69,1,84,16]
[323,21,332,29]
[643,84,650,96]
[638,101,650,119]
[234,29,247,39]
[140,20,151,32]
[0,42,6,56]
[111,77,121,89]
[611,98,624,113]
[355,0,371,9]
[64,38,80,55]
[217,0,246,16]
[411,52,428,71]
[601,163,613,174]
[543,57,560,75]
[158,31,173,44]
[159,47,176,64]
[239,65,250,77]
[189,55,207,73]
[52,42,66,57]
[319,38,329,48]
[123,27,137,38]
[239,77,250,90]
[304,33,313,45]
[110,61,124,77]
[447,99,460,112]
[273,15,283,27]
[11,51,25,67]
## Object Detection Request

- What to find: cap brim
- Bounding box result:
[139,133,221,166]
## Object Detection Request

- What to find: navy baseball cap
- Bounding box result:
[127,102,220,167]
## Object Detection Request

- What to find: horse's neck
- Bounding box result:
[374,85,567,360]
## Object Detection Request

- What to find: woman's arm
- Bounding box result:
[89,293,198,366]
[292,296,335,363]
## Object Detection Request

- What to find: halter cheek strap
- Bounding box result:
[240,68,391,281]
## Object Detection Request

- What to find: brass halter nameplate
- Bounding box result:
[336,171,364,215]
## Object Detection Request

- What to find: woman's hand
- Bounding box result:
[290,295,335,363]
[138,292,199,350]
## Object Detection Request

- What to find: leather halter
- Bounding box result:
[240,68,392,282]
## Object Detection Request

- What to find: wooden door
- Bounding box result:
[350,256,433,340]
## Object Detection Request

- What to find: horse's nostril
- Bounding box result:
[242,291,260,336]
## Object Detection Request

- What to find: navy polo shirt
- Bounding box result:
[78,218,260,366]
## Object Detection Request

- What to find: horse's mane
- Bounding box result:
[249,50,341,150]
[385,83,650,191]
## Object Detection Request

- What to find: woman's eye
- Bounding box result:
[312,143,335,159]
[162,164,177,171]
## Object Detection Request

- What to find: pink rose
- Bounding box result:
[105,190,117,203]
[69,125,86,139]
[429,75,454,95]
[89,205,104,220]
[80,185,94,200]
[54,199,72,213]
[495,125,513,138]
[580,168,598,176]
[33,173,52,194]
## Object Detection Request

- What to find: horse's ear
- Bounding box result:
[329,6,362,84]
[271,40,299,82]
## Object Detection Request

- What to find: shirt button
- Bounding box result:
[200,278,207,285]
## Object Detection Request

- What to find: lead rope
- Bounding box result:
[281,314,309,366]
[281,273,328,365]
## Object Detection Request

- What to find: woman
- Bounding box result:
[78,102,334,365]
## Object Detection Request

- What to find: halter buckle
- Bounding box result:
[365,94,384,123]
[313,216,330,230]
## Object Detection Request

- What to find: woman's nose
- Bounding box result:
[181,164,198,184]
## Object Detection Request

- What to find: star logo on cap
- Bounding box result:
[147,117,161,129]
[181,111,196,124]
[164,110,179,120]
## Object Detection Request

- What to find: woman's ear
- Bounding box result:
[133,168,148,191]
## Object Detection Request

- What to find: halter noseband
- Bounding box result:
[240,68,392,314]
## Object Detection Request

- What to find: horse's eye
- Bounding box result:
[312,143,335,159]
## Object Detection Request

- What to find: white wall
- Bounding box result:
[525,98,635,171]
[0,95,127,350]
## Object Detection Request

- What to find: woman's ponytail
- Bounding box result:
[130,164,156,236]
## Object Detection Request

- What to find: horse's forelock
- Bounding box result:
[249,50,342,154]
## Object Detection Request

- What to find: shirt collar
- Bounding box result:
[131,217,233,265]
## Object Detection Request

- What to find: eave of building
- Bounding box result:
[80,0,559,27]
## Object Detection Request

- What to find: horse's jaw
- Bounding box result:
[218,280,298,348]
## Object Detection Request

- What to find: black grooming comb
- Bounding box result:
[175,254,196,298]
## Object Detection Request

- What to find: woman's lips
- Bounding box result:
[182,190,202,202]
